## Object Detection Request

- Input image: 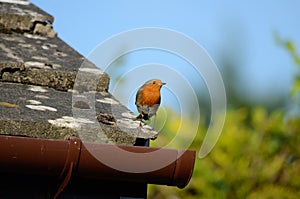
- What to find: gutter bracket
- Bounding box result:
[53,137,82,199]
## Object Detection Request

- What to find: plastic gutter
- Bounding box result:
[0,135,196,198]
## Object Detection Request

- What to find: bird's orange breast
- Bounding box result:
[138,85,161,106]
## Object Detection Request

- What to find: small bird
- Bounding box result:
[135,79,166,128]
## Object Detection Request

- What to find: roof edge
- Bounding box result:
[0,135,196,197]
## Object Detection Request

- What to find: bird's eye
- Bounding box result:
[152,81,156,84]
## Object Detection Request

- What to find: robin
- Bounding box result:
[135,79,166,128]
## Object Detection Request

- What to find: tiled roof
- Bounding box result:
[0,0,158,144]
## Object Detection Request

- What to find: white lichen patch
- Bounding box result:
[42,43,57,49]
[99,91,109,96]
[28,86,48,93]
[117,118,141,129]
[96,98,119,105]
[2,35,25,43]
[52,64,62,69]
[0,43,23,62]
[31,56,49,61]
[140,124,153,131]
[68,89,79,94]
[79,68,104,75]
[0,0,30,5]
[26,105,57,112]
[121,112,137,119]
[48,116,95,129]
[41,43,58,50]
[54,51,68,57]
[24,33,47,40]
[18,43,32,48]
[34,94,49,99]
[27,99,42,105]
[117,117,156,137]
[41,45,49,50]
[73,94,87,98]
[25,61,51,69]
[26,96,56,111]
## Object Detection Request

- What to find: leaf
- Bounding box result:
[285,41,296,54]
[294,55,300,66]
[290,76,300,96]
[274,33,300,66]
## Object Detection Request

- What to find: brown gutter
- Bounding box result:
[0,135,195,197]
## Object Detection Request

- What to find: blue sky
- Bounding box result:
[30,0,300,107]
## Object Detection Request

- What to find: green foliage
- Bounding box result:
[148,38,300,198]
[149,108,300,199]
[291,76,300,97]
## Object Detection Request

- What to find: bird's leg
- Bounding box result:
[138,113,144,127]
[152,114,157,130]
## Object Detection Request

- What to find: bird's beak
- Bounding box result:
[162,82,166,86]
